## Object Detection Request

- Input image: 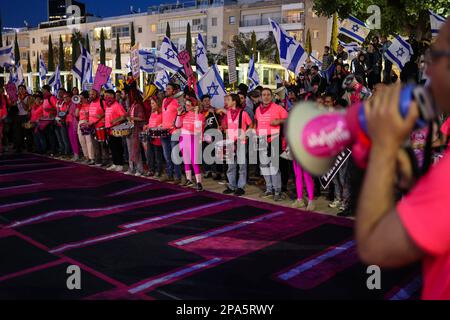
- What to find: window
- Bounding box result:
[150,24,157,32]
[229,16,235,25]
[32,38,35,44]
[151,41,156,48]
[313,30,319,39]
[262,12,280,24]
[112,25,130,38]
[242,14,259,27]
[94,27,112,40]
[212,36,218,45]
[212,17,217,26]
[138,27,143,33]
[192,18,201,26]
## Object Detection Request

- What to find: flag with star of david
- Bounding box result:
[248,54,260,91]
[139,49,157,73]
[196,33,209,77]
[429,10,446,38]
[156,36,182,74]
[384,35,413,70]
[269,19,307,75]
[339,15,370,44]
[197,64,226,109]
[155,70,170,91]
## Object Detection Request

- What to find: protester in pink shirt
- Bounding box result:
[77,92,95,165]
[355,18,450,300]
[88,89,108,167]
[144,97,163,177]
[255,88,288,202]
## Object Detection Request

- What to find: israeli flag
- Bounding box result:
[39,55,47,81]
[339,15,371,44]
[309,55,323,68]
[72,44,93,86]
[103,76,116,91]
[195,33,209,77]
[10,64,24,86]
[197,64,227,109]
[157,36,182,74]
[154,70,170,91]
[338,40,361,54]
[384,35,413,70]
[48,64,62,92]
[0,45,14,68]
[248,55,260,91]
[275,73,282,86]
[269,19,307,75]
[429,10,446,38]
[139,49,157,73]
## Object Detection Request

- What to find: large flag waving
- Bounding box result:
[429,10,446,38]
[0,46,14,68]
[384,35,413,70]
[39,55,48,81]
[157,36,182,74]
[195,33,209,77]
[269,19,307,75]
[338,40,361,55]
[139,49,157,73]
[72,44,93,86]
[10,64,24,86]
[248,55,260,91]
[154,70,170,91]
[339,15,370,44]
[48,64,62,92]
[197,64,227,109]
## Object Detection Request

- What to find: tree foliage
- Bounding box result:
[59,35,65,71]
[312,0,449,41]
[131,22,136,47]
[115,33,121,70]
[48,35,55,72]
[231,32,278,63]
[330,13,339,54]
[100,29,106,65]
[166,22,171,38]
[186,22,193,64]
[305,29,312,55]
[14,33,20,66]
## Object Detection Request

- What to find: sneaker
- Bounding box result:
[107,165,117,171]
[94,162,103,167]
[196,183,204,192]
[114,165,124,172]
[223,187,235,195]
[183,180,194,187]
[328,200,341,208]
[204,172,213,179]
[87,160,95,165]
[292,199,306,209]
[273,193,283,202]
[260,190,273,199]
[135,172,143,177]
[306,200,316,211]
[234,188,245,196]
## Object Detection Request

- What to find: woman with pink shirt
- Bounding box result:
[30,92,46,154]
[63,92,81,161]
[144,97,164,178]
[175,97,205,191]
[54,88,71,157]
[77,92,95,165]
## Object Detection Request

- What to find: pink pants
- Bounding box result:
[67,121,79,156]
[293,160,314,201]
[181,133,201,175]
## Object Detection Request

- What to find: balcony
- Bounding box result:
[157,24,206,34]
[239,15,305,28]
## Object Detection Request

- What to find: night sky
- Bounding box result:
[2,0,174,28]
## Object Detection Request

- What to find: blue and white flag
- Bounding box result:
[72,44,93,85]
[157,36,182,74]
[139,49,157,73]
[48,64,62,92]
[39,55,47,81]
[429,10,446,38]
[275,73,282,86]
[384,35,413,70]
[103,76,116,91]
[248,55,260,91]
[0,45,14,68]
[197,64,227,109]
[195,33,209,77]
[154,70,170,91]
[338,40,361,54]
[309,55,323,68]
[269,19,307,75]
[339,15,371,44]
[10,64,24,86]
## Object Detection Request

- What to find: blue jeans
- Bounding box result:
[161,135,181,179]
[34,130,47,154]
[147,143,163,174]
[55,124,71,155]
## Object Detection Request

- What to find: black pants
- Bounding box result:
[13,115,27,152]
[280,158,292,192]
[44,123,57,154]
[147,143,163,174]
[108,135,124,166]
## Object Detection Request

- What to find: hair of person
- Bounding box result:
[311,65,319,72]
[325,46,330,50]
[167,82,179,91]
[105,89,116,96]
[200,94,211,101]
[238,83,248,94]
[185,96,198,106]
[63,91,72,97]
[80,91,89,99]
[261,88,273,95]
[129,87,143,105]
[34,91,43,99]
[229,93,242,108]
[58,88,67,92]
[18,84,27,90]
[42,85,51,92]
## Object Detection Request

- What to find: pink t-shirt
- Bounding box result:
[179,111,205,134]
[105,101,126,128]
[254,102,288,137]
[225,109,252,142]
[397,153,450,300]
[79,103,90,122]
[88,99,105,128]
[162,98,179,132]
[440,118,450,147]
[148,112,163,146]
[42,95,57,119]
[30,104,43,122]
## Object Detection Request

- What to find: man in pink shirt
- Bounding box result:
[255,88,288,201]
[160,83,182,184]
[88,89,108,167]
[42,85,58,155]
[355,18,450,299]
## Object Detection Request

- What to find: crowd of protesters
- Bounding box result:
[0,36,448,217]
